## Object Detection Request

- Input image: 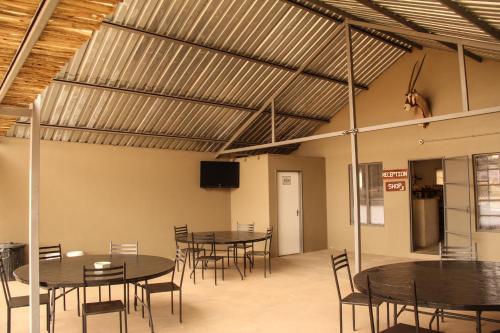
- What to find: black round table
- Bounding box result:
[354,260,500,332]
[14,254,175,333]
[177,231,268,279]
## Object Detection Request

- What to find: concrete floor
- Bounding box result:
[2,250,500,332]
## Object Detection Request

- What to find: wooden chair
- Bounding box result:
[331,250,387,333]
[39,244,80,315]
[192,233,225,285]
[109,242,138,313]
[82,263,127,333]
[1,252,51,333]
[367,275,440,333]
[174,225,203,270]
[138,249,187,332]
[245,227,272,278]
[439,242,477,261]
[227,223,255,276]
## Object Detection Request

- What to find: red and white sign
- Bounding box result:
[385,181,406,192]
[382,169,408,179]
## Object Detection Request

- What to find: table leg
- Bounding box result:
[393,304,397,325]
[233,247,244,280]
[476,311,482,333]
[50,287,56,333]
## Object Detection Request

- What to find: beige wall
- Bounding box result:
[0,138,231,258]
[231,154,328,255]
[296,48,500,261]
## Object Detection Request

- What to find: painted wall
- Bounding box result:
[296,48,500,261]
[0,138,231,258]
[231,154,328,255]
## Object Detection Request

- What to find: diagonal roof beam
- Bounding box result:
[14,121,263,146]
[436,0,500,42]
[102,21,368,91]
[287,0,422,51]
[53,79,330,124]
[354,0,483,62]
[216,24,345,157]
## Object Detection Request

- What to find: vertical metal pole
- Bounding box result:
[345,24,362,273]
[457,44,469,112]
[271,99,276,143]
[29,95,41,333]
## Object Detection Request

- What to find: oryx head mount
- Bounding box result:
[404,54,431,127]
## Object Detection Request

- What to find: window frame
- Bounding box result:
[348,162,385,226]
[473,152,500,232]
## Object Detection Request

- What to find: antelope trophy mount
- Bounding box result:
[404,54,431,127]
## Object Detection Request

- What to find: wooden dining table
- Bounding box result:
[14,254,175,333]
[354,260,500,333]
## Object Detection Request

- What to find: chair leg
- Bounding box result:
[46,303,50,332]
[179,290,183,323]
[386,303,389,328]
[222,258,225,280]
[268,253,272,274]
[264,254,267,278]
[119,311,123,333]
[127,283,130,314]
[77,288,81,317]
[134,284,138,311]
[214,259,218,286]
[7,308,11,333]
[108,284,112,300]
[99,286,102,302]
[352,305,356,331]
[141,288,145,319]
[124,308,128,333]
[171,290,174,314]
[376,306,379,333]
[243,246,247,277]
[147,290,154,333]
[339,303,343,333]
[82,314,87,333]
[227,247,231,266]
[63,287,67,311]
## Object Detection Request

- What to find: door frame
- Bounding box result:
[276,170,304,256]
[407,157,444,253]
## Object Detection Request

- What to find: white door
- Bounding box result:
[277,171,303,256]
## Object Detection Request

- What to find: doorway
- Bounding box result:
[409,159,444,254]
[277,171,303,256]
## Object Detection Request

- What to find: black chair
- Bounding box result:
[192,233,225,285]
[227,223,255,276]
[245,227,272,277]
[138,249,187,332]
[367,275,440,333]
[109,242,138,313]
[331,250,387,333]
[82,263,127,333]
[39,244,80,315]
[174,225,203,270]
[1,251,51,333]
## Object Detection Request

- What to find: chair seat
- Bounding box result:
[381,323,440,333]
[9,293,50,308]
[142,282,180,294]
[341,292,384,306]
[83,300,125,315]
[179,247,203,253]
[246,250,268,256]
[198,255,225,261]
[228,243,252,249]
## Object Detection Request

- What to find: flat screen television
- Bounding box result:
[200,161,239,188]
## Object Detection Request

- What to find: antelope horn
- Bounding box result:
[411,53,427,90]
[407,60,418,93]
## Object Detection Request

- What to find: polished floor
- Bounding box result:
[2,250,499,332]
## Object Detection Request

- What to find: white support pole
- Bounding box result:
[457,44,469,112]
[271,99,276,143]
[29,95,41,333]
[345,25,362,273]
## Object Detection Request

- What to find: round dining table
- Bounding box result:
[353,260,500,333]
[14,254,175,333]
[176,231,268,279]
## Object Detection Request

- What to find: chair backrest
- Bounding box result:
[174,225,189,248]
[439,242,477,261]
[39,244,62,261]
[83,263,126,304]
[0,252,12,305]
[330,249,354,300]
[367,275,420,333]
[237,223,255,232]
[192,232,216,253]
[172,248,188,288]
[264,227,273,253]
[110,242,138,255]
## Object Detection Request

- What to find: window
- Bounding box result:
[474,153,500,230]
[349,163,384,225]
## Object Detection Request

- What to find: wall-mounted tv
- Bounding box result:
[200,161,239,189]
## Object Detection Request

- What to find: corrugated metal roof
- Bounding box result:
[7,0,500,154]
